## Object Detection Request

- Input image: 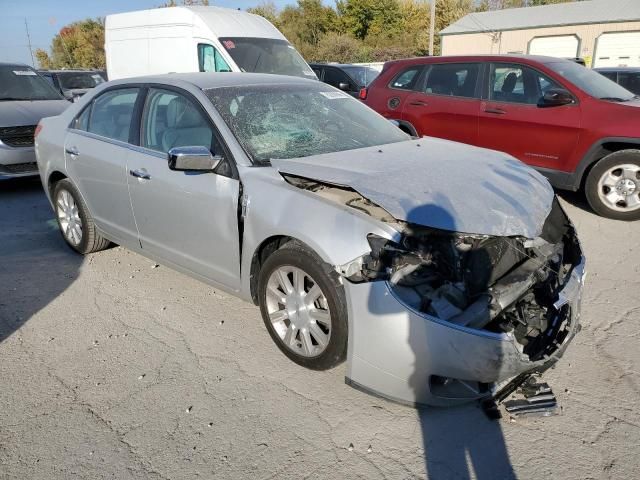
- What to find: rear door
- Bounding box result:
[126,87,241,289]
[64,87,141,246]
[370,64,424,121]
[402,62,481,145]
[478,62,582,171]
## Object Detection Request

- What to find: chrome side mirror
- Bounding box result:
[167,146,222,172]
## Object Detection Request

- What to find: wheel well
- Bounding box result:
[581,142,640,189]
[249,235,292,304]
[47,171,67,196]
[398,124,412,135]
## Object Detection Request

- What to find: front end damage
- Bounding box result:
[281,173,585,407]
[339,200,585,407]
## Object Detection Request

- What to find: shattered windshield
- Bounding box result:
[219,37,316,79]
[206,84,410,163]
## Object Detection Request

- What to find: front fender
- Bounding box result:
[238,168,400,301]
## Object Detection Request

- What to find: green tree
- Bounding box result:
[36,19,105,69]
[247,1,280,25]
[336,0,403,40]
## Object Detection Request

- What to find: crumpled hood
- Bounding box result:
[271,137,555,238]
[0,100,69,127]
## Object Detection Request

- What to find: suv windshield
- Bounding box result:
[341,66,380,87]
[58,72,105,90]
[0,65,62,101]
[206,84,409,163]
[547,61,635,101]
[218,37,316,79]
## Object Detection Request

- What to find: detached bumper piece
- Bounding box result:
[483,374,558,419]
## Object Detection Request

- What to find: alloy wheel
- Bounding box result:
[56,189,83,245]
[597,163,640,212]
[264,266,332,358]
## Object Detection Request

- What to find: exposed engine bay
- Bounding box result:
[346,202,581,361]
[283,174,582,362]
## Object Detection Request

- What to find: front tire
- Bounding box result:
[257,241,348,370]
[585,150,640,220]
[53,179,110,254]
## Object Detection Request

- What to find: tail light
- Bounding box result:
[34,122,43,139]
[359,87,368,100]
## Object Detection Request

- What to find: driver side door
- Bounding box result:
[127,87,241,289]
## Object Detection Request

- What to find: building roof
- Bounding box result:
[440,0,640,36]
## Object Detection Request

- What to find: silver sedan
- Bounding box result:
[35,73,585,407]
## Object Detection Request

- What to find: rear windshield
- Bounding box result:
[0,65,62,101]
[341,66,380,87]
[58,72,105,90]
[218,37,316,79]
[547,61,636,101]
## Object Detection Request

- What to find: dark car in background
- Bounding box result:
[38,69,107,101]
[362,55,640,220]
[0,63,69,179]
[310,63,380,97]
[594,67,640,95]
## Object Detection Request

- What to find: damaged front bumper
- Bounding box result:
[344,250,585,408]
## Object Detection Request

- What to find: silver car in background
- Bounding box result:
[35,73,585,407]
[0,63,69,179]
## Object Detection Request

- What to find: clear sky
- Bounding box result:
[0,0,296,66]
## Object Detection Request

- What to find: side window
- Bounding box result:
[323,68,353,90]
[198,44,231,73]
[490,64,562,105]
[424,63,479,98]
[389,67,422,90]
[73,105,91,131]
[312,67,323,79]
[141,88,216,154]
[618,72,640,95]
[599,71,618,82]
[87,88,139,143]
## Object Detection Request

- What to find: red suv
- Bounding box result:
[362,55,640,220]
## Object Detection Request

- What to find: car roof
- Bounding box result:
[39,69,105,74]
[106,72,319,90]
[0,62,32,68]
[383,54,575,67]
[594,67,640,72]
[310,63,371,68]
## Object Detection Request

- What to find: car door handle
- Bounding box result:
[129,169,151,180]
[484,108,506,115]
[409,101,428,106]
[65,146,79,156]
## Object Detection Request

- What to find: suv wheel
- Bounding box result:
[585,150,640,220]
[53,179,111,254]
[257,240,348,370]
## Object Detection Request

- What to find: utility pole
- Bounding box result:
[24,18,35,67]
[428,0,436,56]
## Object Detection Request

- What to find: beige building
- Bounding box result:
[440,0,640,68]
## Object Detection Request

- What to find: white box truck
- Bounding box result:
[105,6,316,80]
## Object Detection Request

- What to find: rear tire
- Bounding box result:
[257,240,348,370]
[53,179,110,254]
[585,150,640,221]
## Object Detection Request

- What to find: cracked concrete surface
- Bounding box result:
[1,179,639,479]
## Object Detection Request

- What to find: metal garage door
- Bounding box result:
[594,32,640,68]
[528,35,579,58]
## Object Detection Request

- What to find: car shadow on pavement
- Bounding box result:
[0,178,83,343]
[404,202,517,480]
[556,189,592,214]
